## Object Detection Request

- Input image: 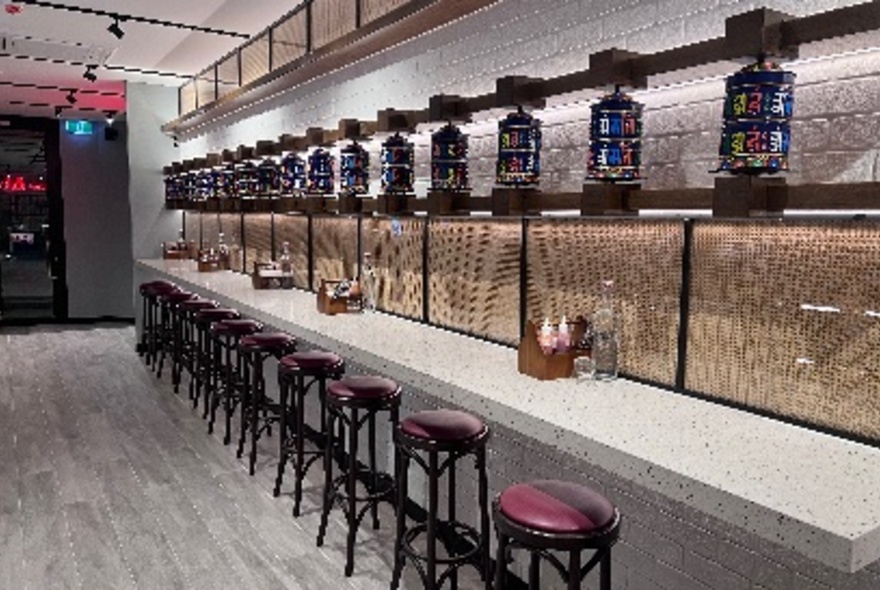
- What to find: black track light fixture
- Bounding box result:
[65,90,77,105]
[105,110,117,125]
[54,106,63,118]
[83,65,98,83]
[108,16,125,39]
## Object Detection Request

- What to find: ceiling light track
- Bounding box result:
[0,79,124,97]
[0,53,193,80]
[11,1,250,38]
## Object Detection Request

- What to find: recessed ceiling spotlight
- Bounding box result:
[54,106,64,118]
[105,110,117,125]
[65,90,77,105]
[108,16,125,39]
[83,65,97,83]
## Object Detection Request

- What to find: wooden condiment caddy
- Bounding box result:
[251,261,294,290]
[317,279,363,315]
[197,250,230,272]
[517,317,591,381]
[162,241,195,260]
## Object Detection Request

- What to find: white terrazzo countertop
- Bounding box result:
[138,259,880,573]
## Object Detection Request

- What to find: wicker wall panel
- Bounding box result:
[201,213,220,251]
[274,214,310,290]
[183,212,201,248]
[428,219,521,345]
[218,213,244,273]
[362,217,423,320]
[272,9,308,68]
[216,52,239,97]
[526,219,684,385]
[240,36,270,86]
[311,0,357,50]
[687,220,880,440]
[362,0,410,24]
[243,214,273,276]
[312,216,359,291]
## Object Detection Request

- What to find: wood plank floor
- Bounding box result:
[0,324,467,590]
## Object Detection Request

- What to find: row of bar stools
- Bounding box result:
[494,480,620,590]
[237,332,297,476]
[274,350,345,513]
[155,289,196,379]
[392,409,491,590]
[192,308,241,410]
[318,376,401,577]
[138,280,177,368]
[173,298,219,394]
[208,318,263,443]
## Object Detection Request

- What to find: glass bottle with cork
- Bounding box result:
[591,280,619,381]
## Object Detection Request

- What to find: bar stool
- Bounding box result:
[274,350,345,513]
[191,308,241,411]
[173,298,219,394]
[208,318,263,443]
[493,480,620,590]
[155,290,196,379]
[318,376,401,577]
[138,280,176,367]
[237,332,298,476]
[391,409,491,590]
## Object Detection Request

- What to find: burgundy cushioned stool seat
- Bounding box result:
[328,376,399,401]
[400,409,486,442]
[493,479,620,590]
[140,280,177,297]
[160,290,196,305]
[211,318,262,336]
[498,480,615,535]
[195,308,240,323]
[178,299,219,312]
[279,350,344,373]
[240,332,297,350]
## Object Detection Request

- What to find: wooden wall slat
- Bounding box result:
[362,216,423,319]
[274,214,310,290]
[243,214,273,275]
[312,216,359,291]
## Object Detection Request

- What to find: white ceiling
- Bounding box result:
[0,0,296,119]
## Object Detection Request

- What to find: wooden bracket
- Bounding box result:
[279,134,308,152]
[377,109,427,133]
[725,8,798,60]
[255,140,278,157]
[337,194,365,214]
[492,187,540,216]
[496,76,546,108]
[713,175,788,217]
[428,94,470,122]
[236,145,256,161]
[581,183,640,216]
[589,49,647,89]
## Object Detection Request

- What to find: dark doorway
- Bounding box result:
[0,117,66,323]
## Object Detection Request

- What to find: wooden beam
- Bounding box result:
[782,2,880,48]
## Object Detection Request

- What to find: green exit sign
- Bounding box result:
[64,120,94,136]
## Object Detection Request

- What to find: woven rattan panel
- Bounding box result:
[179,81,197,115]
[687,220,880,440]
[201,213,220,251]
[272,9,308,68]
[218,213,243,273]
[243,214,273,276]
[526,219,683,385]
[428,219,521,345]
[183,212,201,248]
[362,217,423,320]
[216,53,239,97]
[240,36,269,86]
[311,0,357,49]
[274,214,310,290]
[312,216,359,291]
[362,0,410,24]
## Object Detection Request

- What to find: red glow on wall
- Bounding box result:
[4,4,23,14]
[1,175,46,193]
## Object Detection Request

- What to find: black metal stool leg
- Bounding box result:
[292,374,307,513]
[248,353,264,475]
[478,445,490,585]
[495,531,508,590]
[223,340,237,445]
[426,451,439,590]
[273,372,291,498]
[317,407,336,548]
[529,552,541,590]
[448,458,458,590]
[568,550,581,590]
[600,549,612,590]
[369,413,380,530]
[391,445,408,590]
[237,353,251,459]
[344,408,359,577]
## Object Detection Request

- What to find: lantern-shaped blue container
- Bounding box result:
[308,148,335,195]
[280,152,306,196]
[163,169,179,201]
[496,106,541,186]
[256,157,280,197]
[235,160,258,197]
[381,133,415,194]
[431,122,469,192]
[195,167,213,199]
[718,61,795,174]
[340,141,370,195]
[587,89,643,181]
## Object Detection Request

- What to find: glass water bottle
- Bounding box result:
[361,253,377,312]
[591,280,619,381]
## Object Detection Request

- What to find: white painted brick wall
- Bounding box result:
[178,3,880,583]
